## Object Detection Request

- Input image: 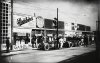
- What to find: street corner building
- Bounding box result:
[0,0,12,51]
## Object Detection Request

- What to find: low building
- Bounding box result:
[13,14,64,50]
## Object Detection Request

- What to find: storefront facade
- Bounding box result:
[64,22,91,37]
[13,14,64,50]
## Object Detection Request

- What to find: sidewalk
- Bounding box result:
[1,48,38,56]
[1,44,96,57]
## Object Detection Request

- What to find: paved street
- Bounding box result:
[0,44,96,63]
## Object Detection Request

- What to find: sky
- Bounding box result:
[13,0,98,31]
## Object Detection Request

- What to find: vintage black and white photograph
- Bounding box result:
[0,0,99,63]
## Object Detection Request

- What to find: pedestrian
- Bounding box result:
[59,37,64,49]
[6,37,10,53]
[84,34,88,47]
[31,35,36,48]
[80,35,84,46]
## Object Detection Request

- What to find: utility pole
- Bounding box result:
[57,8,59,48]
[11,0,13,50]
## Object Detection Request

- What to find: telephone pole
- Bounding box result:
[57,8,59,48]
[11,0,13,50]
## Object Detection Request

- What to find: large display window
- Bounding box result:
[13,32,30,45]
[13,32,30,50]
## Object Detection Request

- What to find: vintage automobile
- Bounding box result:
[37,36,59,50]
[37,41,59,50]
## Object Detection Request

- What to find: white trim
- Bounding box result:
[13,28,31,33]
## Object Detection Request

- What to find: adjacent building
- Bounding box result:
[0,0,11,50]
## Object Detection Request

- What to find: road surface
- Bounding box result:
[0,45,96,63]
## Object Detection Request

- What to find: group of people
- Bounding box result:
[5,34,95,52]
[31,34,65,49]
[31,34,95,50]
[65,34,95,47]
[31,35,44,48]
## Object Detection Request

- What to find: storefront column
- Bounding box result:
[30,32,31,44]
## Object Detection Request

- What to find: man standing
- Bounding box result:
[84,34,88,47]
[31,35,36,48]
[6,37,10,53]
[59,37,64,49]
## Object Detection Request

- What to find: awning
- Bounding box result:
[13,28,31,33]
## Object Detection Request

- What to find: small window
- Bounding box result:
[6,10,8,13]
[6,17,8,19]
[3,3,5,6]
[6,30,8,33]
[3,17,5,19]
[6,14,8,16]
[6,4,8,7]
[6,24,8,26]
[3,20,5,22]
[3,27,5,29]
[3,14,5,16]
[3,34,5,36]
[3,7,5,9]
[6,7,8,10]
[3,23,5,26]
[6,20,8,23]
[3,30,5,32]
[3,10,5,12]
[6,27,8,29]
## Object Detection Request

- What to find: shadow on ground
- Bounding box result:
[58,51,97,63]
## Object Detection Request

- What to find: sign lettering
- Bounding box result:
[17,17,33,26]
